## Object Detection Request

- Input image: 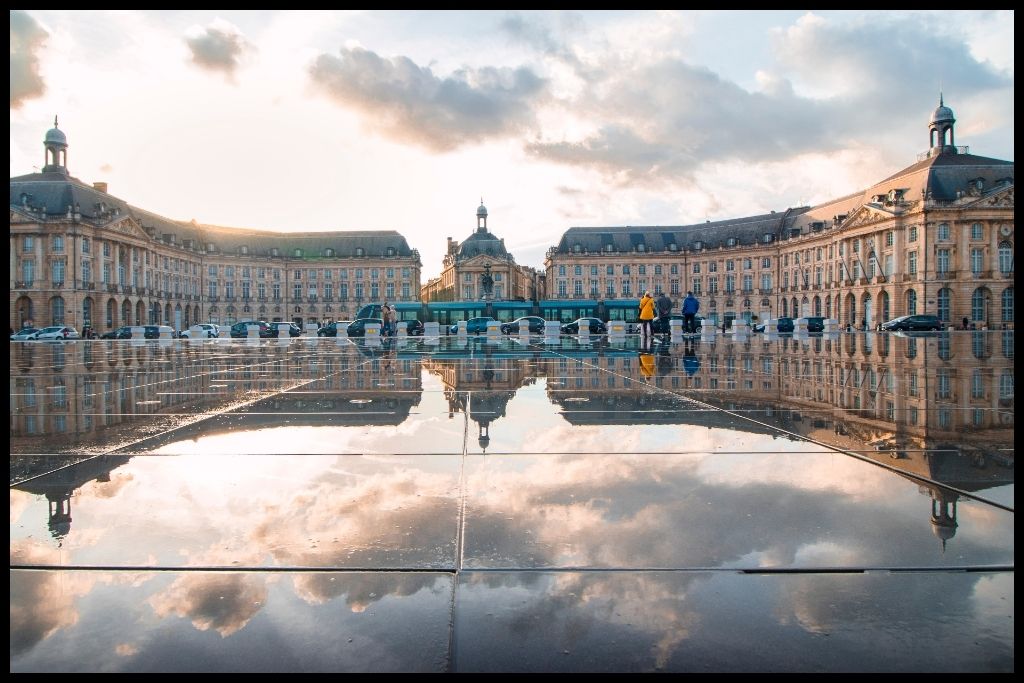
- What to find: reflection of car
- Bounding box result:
[449,317,497,334]
[180,323,220,339]
[752,316,825,333]
[35,326,80,340]
[10,327,40,341]
[881,314,942,332]
[346,318,385,337]
[561,317,607,334]
[101,326,132,340]
[501,316,546,334]
[754,317,793,333]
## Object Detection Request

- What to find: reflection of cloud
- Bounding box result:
[115,643,138,657]
[10,489,32,524]
[291,573,445,612]
[10,543,94,657]
[309,46,547,152]
[84,472,135,499]
[10,10,48,108]
[149,573,267,637]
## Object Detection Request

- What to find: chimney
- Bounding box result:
[93,181,108,193]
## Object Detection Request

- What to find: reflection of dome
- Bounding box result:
[478,434,490,450]
[930,518,957,541]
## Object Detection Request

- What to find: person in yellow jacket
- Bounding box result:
[638,291,656,338]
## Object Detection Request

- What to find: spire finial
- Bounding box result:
[54,115,59,128]
[939,92,944,107]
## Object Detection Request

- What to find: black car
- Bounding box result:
[754,317,794,333]
[346,318,385,337]
[449,317,497,334]
[561,317,607,335]
[880,314,942,332]
[397,319,425,336]
[229,320,298,338]
[501,316,547,334]
[100,326,133,340]
[317,320,352,337]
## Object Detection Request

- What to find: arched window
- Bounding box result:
[998,242,1013,275]
[1002,287,1014,322]
[971,288,987,322]
[937,288,952,322]
[51,296,65,325]
[906,289,917,316]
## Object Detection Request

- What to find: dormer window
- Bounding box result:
[271,247,279,257]
[573,244,582,253]
[294,248,303,258]
[240,245,248,255]
[206,242,215,252]
[726,237,737,247]
[668,243,678,251]
[324,248,334,257]
[386,247,395,257]
[604,244,614,253]
[763,233,773,244]
[355,247,365,257]
[637,243,645,252]
[693,241,704,251]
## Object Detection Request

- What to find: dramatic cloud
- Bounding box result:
[309,46,548,151]
[10,10,48,109]
[184,20,253,79]
[149,573,267,637]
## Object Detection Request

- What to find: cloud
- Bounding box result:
[149,573,267,637]
[184,20,253,79]
[309,46,548,151]
[10,10,49,109]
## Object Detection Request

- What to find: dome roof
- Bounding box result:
[477,202,488,218]
[45,124,67,146]
[930,97,955,126]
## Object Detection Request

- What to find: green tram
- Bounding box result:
[356,299,643,329]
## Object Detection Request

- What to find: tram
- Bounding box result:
[355,299,643,327]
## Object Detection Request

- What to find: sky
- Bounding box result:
[9,10,1014,278]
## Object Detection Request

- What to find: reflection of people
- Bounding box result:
[682,291,700,333]
[683,340,700,377]
[639,291,655,338]
[639,350,654,381]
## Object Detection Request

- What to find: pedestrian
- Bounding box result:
[638,291,655,339]
[682,291,700,333]
[656,291,673,334]
[381,302,393,337]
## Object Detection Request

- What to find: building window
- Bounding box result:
[558,280,567,297]
[622,265,631,275]
[971,248,984,275]
[937,288,951,322]
[908,251,917,275]
[885,231,894,247]
[762,257,771,268]
[909,226,918,242]
[708,262,717,273]
[726,260,735,271]
[998,242,1013,275]
[693,263,700,274]
[559,265,566,276]
[52,235,64,252]
[937,223,950,241]
[1002,287,1014,322]
[606,281,615,297]
[972,223,984,240]
[24,236,34,252]
[692,278,701,295]
[607,265,614,275]
[574,280,583,296]
[906,289,917,315]
[999,371,1013,399]
[936,249,950,274]
[574,265,582,276]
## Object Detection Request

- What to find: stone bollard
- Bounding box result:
[246,324,260,339]
[608,320,627,337]
[765,318,779,333]
[669,318,684,339]
[218,326,230,338]
[423,321,439,338]
[159,327,173,340]
[544,320,561,340]
[486,320,502,339]
[456,320,468,337]
[304,323,318,338]
[131,326,145,340]
[277,323,290,338]
[364,322,382,341]
[188,325,204,340]
[396,321,408,337]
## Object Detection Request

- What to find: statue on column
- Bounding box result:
[480,263,494,300]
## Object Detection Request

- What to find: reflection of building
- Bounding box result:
[10,121,422,332]
[546,100,1014,329]
[424,355,536,451]
[420,202,541,302]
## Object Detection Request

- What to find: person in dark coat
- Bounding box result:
[682,292,700,333]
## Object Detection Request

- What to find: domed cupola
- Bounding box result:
[43,116,69,174]
[476,199,488,233]
[928,94,957,156]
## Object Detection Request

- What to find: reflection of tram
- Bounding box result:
[356,299,643,327]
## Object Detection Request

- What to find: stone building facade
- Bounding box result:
[545,100,1014,329]
[421,202,541,303]
[10,122,421,332]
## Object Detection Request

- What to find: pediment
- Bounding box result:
[104,217,150,240]
[841,205,893,229]
[964,185,1014,208]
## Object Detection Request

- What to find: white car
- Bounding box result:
[34,326,80,340]
[180,323,220,338]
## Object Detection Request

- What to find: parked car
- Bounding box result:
[880,314,942,332]
[449,317,497,334]
[318,320,352,337]
[10,327,39,341]
[752,316,824,333]
[229,320,278,338]
[180,323,220,339]
[346,318,385,337]
[35,326,80,340]
[144,325,176,339]
[561,317,608,335]
[501,316,547,334]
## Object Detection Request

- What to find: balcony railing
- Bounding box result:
[935,271,957,280]
[51,281,65,289]
[973,270,992,279]
[902,273,916,282]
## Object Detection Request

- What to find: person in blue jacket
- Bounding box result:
[682,292,700,333]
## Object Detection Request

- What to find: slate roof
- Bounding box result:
[456,229,515,262]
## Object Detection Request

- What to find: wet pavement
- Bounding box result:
[9,331,1014,672]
